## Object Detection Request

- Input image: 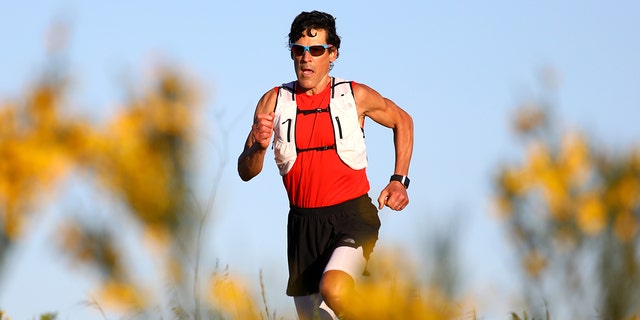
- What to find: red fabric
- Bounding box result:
[281,81,369,208]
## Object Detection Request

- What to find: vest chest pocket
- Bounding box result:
[334,116,343,139]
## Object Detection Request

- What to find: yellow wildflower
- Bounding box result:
[97,280,147,313]
[523,250,547,278]
[577,192,607,236]
[209,273,261,320]
[559,132,591,187]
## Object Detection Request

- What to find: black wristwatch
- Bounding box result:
[390,174,410,189]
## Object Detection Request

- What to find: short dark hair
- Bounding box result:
[288,11,341,49]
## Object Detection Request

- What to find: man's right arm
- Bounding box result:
[237,89,277,181]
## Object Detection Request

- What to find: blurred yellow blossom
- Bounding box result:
[499,166,531,196]
[614,175,640,211]
[209,272,261,320]
[0,64,209,318]
[0,83,74,240]
[526,142,552,175]
[523,250,547,278]
[353,280,455,320]
[559,132,591,187]
[539,168,571,220]
[143,224,171,255]
[97,280,147,313]
[523,142,571,219]
[351,249,461,320]
[495,81,640,318]
[576,192,607,236]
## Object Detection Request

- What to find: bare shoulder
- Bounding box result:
[353,82,383,101]
[255,87,278,115]
[353,82,411,128]
[353,82,388,115]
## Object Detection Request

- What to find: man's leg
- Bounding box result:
[320,246,366,319]
[293,293,337,320]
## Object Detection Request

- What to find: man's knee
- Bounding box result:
[320,246,365,317]
[320,270,354,311]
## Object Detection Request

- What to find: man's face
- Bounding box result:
[291,28,337,94]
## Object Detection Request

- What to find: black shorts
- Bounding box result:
[286,194,381,296]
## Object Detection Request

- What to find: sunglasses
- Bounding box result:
[290,44,334,57]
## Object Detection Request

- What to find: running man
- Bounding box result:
[238,10,414,319]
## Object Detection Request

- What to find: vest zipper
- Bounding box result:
[335,116,343,139]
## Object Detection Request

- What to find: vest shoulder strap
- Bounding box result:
[278,81,296,101]
[274,81,296,112]
[331,77,353,99]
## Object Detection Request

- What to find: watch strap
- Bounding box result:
[390,174,410,189]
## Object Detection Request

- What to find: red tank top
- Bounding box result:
[280,81,370,208]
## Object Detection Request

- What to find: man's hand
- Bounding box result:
[377,181,409,211]
[252,112,275,149]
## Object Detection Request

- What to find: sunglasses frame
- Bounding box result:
[289,43,334,57]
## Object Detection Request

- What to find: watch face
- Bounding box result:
[402,176,410,188]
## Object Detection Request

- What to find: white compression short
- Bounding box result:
[323,246,366,280]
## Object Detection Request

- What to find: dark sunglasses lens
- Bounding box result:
[291,45,304,56]
[309,46,326,56]
[291,45,329,57]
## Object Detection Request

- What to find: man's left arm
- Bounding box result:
[354,84,414,211]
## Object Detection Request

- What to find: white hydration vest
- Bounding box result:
[272,77,368,176]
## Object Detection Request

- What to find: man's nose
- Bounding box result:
[302,49,313,61]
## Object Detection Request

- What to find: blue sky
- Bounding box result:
[1,1,639,319]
